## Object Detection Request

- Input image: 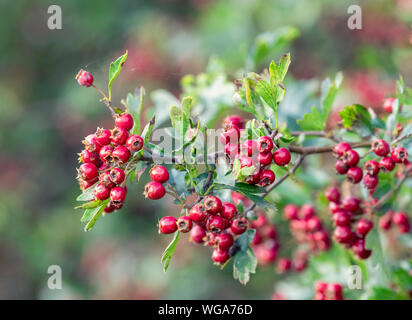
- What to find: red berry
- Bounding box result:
[379,157,395,172]
[392,212,409,226]
[206,215,225,233]
[110,186,127,203]
[176,216,193,233]
[363,174,379,189]
[94,183,110,200]
[220,125,240,145]
[391,147,408,163]
[245,169,260,185]
[82,134,102,153]
[159,216,178,234]
[276,258,292,274]
[112,145,131,164]
[150,165,169,183]
[99,145,114,163]
[144,182,165,200]
[293,258,307,272]
[78,149,100,165]
[236,154,254,168]
[115,113,134,131]
[306,217,322,231]
[224,143,239,161]
[250,214,267,228]
[356,219,373,237]
[190,225,206,243]
[78,163,98,180]
[104,202,117,214]
[95,128,111,146]
[212,248,229,264]
[284,204,299,220]
[260,225,277,239]
[335,159,349,174]
[203,196,223,215]
[342,197,360,212]
[273,148,291,166]
[100,171,115,188]
[189,204,208,223]
[240,140,258,157]
[328,283,343,300]
[258,169,275,187]
[364,160,380,176]
[334,226,352,243]
[257,136,274,153]
[329,201,341,214]
[109,167,125,185]
[333,142,351,158]
[372,139,390,157]
[111,127,129,145]
[215,233,234,250]
[300,204,315,220]
[379,212,392,231]
[325,187,340,203]
[383,97,395,113]
[230,217,248,235]
[346,166,363,184]
[221,202,237,220]
[352,239,371,259]
[257,152,273,166]
[223,115,244,129]
[343,149,360,167]
[315,281,328,293]
[76,69,93,87]
[333,210,352,226]
[126,135,144,152]
[79,177,98,190]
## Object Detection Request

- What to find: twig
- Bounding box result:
[289,141,371,155]
[92,85,117,117]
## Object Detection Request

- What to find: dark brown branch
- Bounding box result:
[289,141,371,155]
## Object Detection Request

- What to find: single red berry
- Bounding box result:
[245,169,260,185]
[333,142,351,158]
[230,217,248,235]
[352,239,372,259]
[110,186,127,203]
[126,135,144,152]
[111,126,129,145]
[329,201,341,214]
[223,115,244,129]
[103,202,117,214]
[397,222,411,234]
[109,167,125,185]
[315,281,328,293]
[100,171,115,188]
[255,240,278,265]
[236,154,254,168]
[273,148,291,166]
[260,224,277,239]
[176,216,193,233]
[334,226,352,243]
[328,283,343,300]
[220,125,240,145]
[342,197,360,212]
[325,187,340,203]
[356,219,373,237]
[240,140,259,157]
[78,149,100,166]
[112,145,131,164]
[391,147,408,163]
[215,233,234,250]
[372,139,390,157]
[79,177,98,190]
[143,182,165,200]
[159,216,178,234]
[206,215,225,233]
[78,163,98,180]
[379,212,392,231]
[363,174,379,189]
[300,204,315,220]
[379,156,395,172]
[284,204,299,220]
[333,210,352,226]
[276,258,292,274]
[76,69,93,87]
[250,214,267,228]
[383,97,395,113]
[257,152,273,166]
[258,169,275,187]
[364,160,380,176]
[189,204,208,223]
[95,128,111,146]
[94,183,110,200]
[150,165,169,183]
[221,202,237,220]
[343,149,360,167]
[335,159,349,174]
[224,143,239,161]
[306,217,322,231]
[293,258,307,272]
[190,225,206,243]
[392,212,409,226]
[82,134,102,153]
[212,248,229,264]
[257,136,274,153]
[252,232,262,245]
[346,166,363,184]
[99,145,114,163]
[204,196,223,215]
[115,113,134,131]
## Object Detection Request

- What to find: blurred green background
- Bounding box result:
[0,0,411,299]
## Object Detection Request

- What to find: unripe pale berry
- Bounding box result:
[159,216,178,234]
[76,69,94,87]
[372,139,390,157]
[273,148,291,166]
[150,165,169,183]
[144,181,166,200]
[176,216,193,233]
[126,135,144,152]
[204,196,223,215]
[346,166,363,184]
[115,113,134,131]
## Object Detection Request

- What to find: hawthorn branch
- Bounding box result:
[289,141,371,155]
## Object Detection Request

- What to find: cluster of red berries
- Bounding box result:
[333,140,408,190]
[249,214,279,266]
[325,187,373,259]
[144,165,169,200]
[77,109,144,214]
[380,210,411,234]
[314,282,344,300]
[221,115,291,187]
[158,195,249,265]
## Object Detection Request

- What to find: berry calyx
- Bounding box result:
[230,217,248,235]
[176,216,193,233]
[115,113,134,131]
[150,165,169,183]
[258,169,276,187]
[346,166,363,184]
[99,145,114,163]
[391,147,408,163]
[78,163,98,181]
[158,216,178,234]
[94,183,110,200]
[82,134,102,153]
[111,126,129,145]
[144,182,166,200]
[379,157,395,172]
[343,149,360,167]
[204,196,223,215]
[273,148,291,166]
[257,136,274,153]
[78,149,100,165]
[364,160,380,176]
[126,135,144,152]
[76,69,94,87]
[206,215,225,233]
[372,139,390,157]
[109,167,125,185]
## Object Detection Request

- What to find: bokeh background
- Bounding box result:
[0,0,411,299]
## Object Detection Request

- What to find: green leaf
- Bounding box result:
[76,183,98,202]
[141,115,155,144]
[255,80,277,109]
[121,87,145,135]
[339,104,381,135]
[108,51,128,101]
[365,228,390,286]
[269,53,291,83]
[233,230,257,285]
[181,96,193,118]
[83,199,110,231]
[169,105,182,129]
[161,231,180,272]
[297,105,324,131]
[75,199,102,210]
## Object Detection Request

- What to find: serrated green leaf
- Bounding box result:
[233,247,257,285]
[108,51,128,101]
[75,199,102,210]
[161,231,180,272]
[297,105,324,131]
